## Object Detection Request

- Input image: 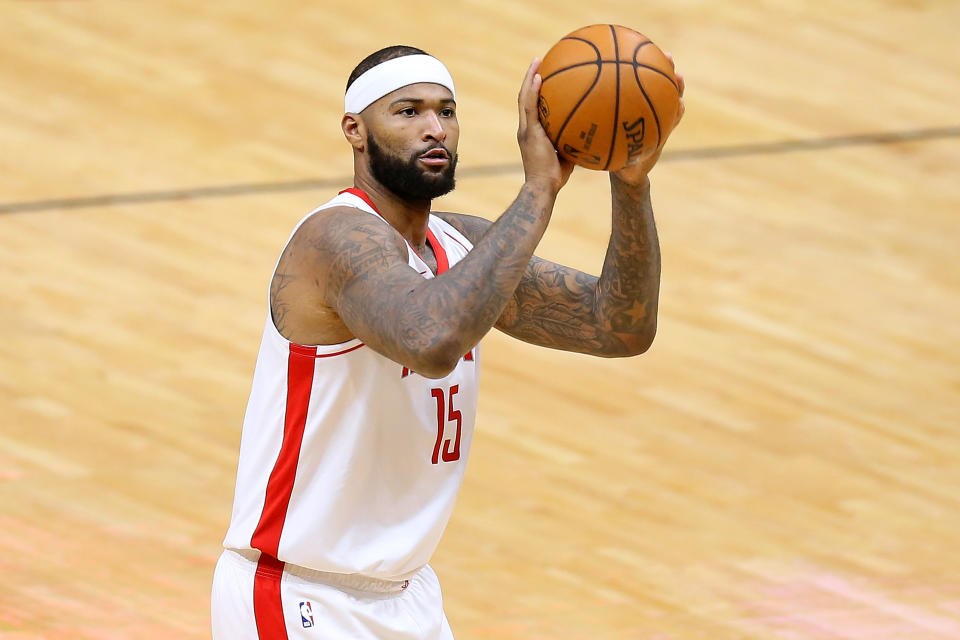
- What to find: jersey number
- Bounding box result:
[430,385,461,464]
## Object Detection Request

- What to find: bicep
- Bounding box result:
[306,210,437,361]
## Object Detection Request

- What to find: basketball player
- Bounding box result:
[212,45,684,639]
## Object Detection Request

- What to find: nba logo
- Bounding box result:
[299,601,314,628]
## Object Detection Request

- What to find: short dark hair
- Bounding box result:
[346,45,429,92]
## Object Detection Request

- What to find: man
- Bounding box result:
[212,45,684,639]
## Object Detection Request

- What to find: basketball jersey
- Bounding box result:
[222,188,480,581]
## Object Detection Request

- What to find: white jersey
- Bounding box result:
[223,188,480,581]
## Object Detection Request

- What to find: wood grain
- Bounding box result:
[1,1,958,638]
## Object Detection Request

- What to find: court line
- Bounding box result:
[1,125,957,215]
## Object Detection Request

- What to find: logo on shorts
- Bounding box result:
[299,601,314,628]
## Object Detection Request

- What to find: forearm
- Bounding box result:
[491,175,660,357]
[595,174,661,352]
[406,181,557,372]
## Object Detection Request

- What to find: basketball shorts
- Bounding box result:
[211,549,455,640]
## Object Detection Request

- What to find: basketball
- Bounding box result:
[537,24,681,171]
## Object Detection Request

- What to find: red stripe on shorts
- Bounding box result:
[249,343,317,637]
[253,553,287,639]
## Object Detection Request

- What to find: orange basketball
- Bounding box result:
[537,24,681,171]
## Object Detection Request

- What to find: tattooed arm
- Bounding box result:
[286,181,560,378]
[436,173,660,358]
[437,54,684,357]
[271,59,573,378]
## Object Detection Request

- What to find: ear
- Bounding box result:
[342,114,365,151]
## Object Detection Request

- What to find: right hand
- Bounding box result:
[614,51,686,186]
[517,58,575,194]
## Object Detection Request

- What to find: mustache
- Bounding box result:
[415,143,452,158]
[417,142,453,152]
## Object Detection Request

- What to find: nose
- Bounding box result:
[422,111,446,142]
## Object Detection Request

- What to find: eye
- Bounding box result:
[398,107,416,117]
[440,107,456,118]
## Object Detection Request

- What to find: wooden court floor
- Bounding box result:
[1,1,958,638]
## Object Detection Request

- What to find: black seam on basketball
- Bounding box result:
[548,38,602,148]
[632,46,662,150]
[635,63,679,91]
[604,25,621,171]
[541,38,603,82]
[542,57,675,86]
[561,36,601,45]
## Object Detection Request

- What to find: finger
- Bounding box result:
[664,52,685,98]
[528,57,542,80]
[518,58,540,129]
[530,72,543,115]
[674,67,685,124]
[522,59,542,127]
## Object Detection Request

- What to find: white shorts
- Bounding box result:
[211,549,454,640]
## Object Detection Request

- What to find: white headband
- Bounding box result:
[344,54,456,113]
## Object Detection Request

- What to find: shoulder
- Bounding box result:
[280,205,412,302]
[271,205,412,345]
[290,205,408,258]
[432,211,492,245]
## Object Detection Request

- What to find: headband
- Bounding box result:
[344,54,456,113]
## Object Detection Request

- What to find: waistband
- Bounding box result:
[226,548,412,594]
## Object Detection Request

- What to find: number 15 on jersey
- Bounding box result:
[430,385,461,464]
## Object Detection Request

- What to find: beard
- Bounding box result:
[366,132,457,202]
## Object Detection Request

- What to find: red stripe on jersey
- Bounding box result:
[426,228,449,274]
[250,344,317,557]
[253,553,288,639]
[444,230,470,253]
[339,187,380,213]
[290,342,365,359]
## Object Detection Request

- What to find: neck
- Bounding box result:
[353,173,432,247]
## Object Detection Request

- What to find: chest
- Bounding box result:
[412,240,439,275]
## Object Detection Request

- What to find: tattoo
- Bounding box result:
[314,187,555,376]
[322,214,408,301]
[279,174,655,371]
[496,258,615,353]
[598,176,660,352]
[440,176,660,357]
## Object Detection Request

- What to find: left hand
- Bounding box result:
[613,52,685,185]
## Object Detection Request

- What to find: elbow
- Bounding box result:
[416,360,459,379]
[410,338,468,379]
[613,323,657,358]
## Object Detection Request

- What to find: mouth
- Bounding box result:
[418,147,450,166]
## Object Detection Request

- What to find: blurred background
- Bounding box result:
[1,1,958,638]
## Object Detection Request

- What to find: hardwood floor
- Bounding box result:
[1,1,958,637]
